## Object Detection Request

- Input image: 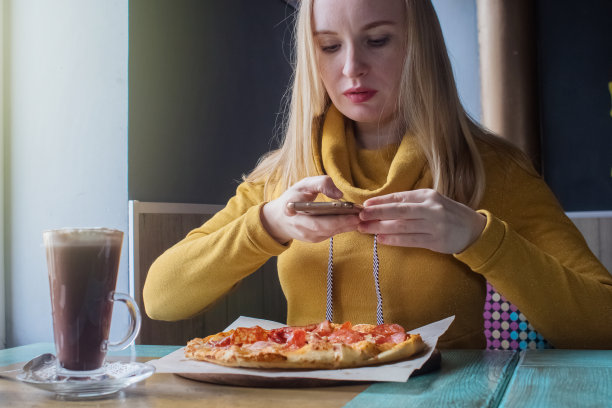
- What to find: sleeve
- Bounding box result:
[142,181,289,321]
[454,159,612,349]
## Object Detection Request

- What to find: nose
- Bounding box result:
[342,45,367,78]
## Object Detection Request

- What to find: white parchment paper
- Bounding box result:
[149,315,454,382]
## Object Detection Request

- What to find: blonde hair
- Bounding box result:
[245,0,531,208]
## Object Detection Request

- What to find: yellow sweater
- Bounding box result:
[143,106,612,349]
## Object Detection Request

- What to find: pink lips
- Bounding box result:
[343,87,377,103]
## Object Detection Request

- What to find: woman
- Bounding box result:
[143,0,612,348]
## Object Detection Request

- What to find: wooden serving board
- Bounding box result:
[177,349,441,388]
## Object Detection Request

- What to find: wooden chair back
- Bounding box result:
[568,212,612,272]
[129,200,287,345]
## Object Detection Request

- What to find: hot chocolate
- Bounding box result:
[44,229,123,372]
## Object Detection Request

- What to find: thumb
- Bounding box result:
[292,175,343,201]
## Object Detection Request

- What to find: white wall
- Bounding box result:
[432,0,481,121]
[5,0,128,347]
[1,0,6,349]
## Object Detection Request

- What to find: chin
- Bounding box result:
[337,104,392,126]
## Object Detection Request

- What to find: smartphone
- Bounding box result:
[287,201,363,215]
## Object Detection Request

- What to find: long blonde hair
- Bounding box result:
[245,0,530,208]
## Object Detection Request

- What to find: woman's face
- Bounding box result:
[313,0,406,128]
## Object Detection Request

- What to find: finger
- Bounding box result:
[290,176,343,201]
[285,203,298,216]
[360,203,426,221]
[363,189,432,207]
[358,219,430,235]
[313,215,361,235]
[332,214,362,225]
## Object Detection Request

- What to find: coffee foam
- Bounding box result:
[43,228,123,246]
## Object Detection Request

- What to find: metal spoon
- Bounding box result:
[0,353,56,380]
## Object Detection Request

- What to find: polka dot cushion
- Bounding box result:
[484,282,552,350]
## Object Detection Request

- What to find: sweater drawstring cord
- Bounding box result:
[325,236,334,322]
[373,234,384,325]
[325,235,384,324]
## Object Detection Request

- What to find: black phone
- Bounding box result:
[286,201,363,215]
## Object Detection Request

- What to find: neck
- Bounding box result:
[354,119,404,150]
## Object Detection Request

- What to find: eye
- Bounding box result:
[368,36,390,47]
[320,43,340,54]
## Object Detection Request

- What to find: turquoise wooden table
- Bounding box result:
[0,344,610,407]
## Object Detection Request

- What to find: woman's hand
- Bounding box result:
[261,176,361,244]
[358,189,486,254]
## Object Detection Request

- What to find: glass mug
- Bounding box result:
[43,228,141,377]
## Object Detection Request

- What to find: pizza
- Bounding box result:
[184,320,425,369]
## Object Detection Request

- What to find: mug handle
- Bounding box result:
[105,291,142,351]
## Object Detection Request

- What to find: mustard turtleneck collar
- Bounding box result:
[314,105,431,204]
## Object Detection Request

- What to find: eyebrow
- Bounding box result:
[314,20,397,36]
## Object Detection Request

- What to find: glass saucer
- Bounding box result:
[16,360,155,398]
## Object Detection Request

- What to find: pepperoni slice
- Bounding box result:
[372,323,406,336]
[300,323,319,332]
[328,329,365,344]
[339,321,353,330]
[286,329,307,348]
[389,331,408,343]
[231,326,268,345]
[209,335,232,347]
[375,331,407,344]
[313,320,333,336]
[269,327,292,344]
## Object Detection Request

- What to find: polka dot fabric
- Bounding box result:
[484,283,552,350]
